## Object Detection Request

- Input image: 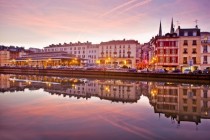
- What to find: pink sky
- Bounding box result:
[0,0,210,49]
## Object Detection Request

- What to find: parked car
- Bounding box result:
[128,68,137,72]
[155,69,166,73]
[172,69,181,73]
[192,70,202,74]
[183,69,191,74]
[203,68,210,74]
[137,68,150,73]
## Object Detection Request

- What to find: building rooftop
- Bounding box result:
[45,41,92,48]
[100,39,140,45]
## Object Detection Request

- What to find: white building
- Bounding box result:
[44,42,92,64]
[87,44,99,64]
[98,39,140,68]
[201,32,210,70]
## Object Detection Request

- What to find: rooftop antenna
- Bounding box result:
[176,21,180,26]
[194,19,198,25]
[194,19,198,28]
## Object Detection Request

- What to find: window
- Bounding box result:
[183,89,187,95]
[160,41,163,47]
[192,57,196,64]
[171,49,176,54]
[183,40,188,45]
[183,106,188,112]
[166,49,170,54]
[193,31,197,36]
[203,90,208,98]
[159,57,164,63]
[166,57,170,63]
[203,56,207,64]
[183,57,187,64]
[192,48,197,54]
[183,99,187,104]
[192,107,197,112]
[203,45,208,53]
[160,49,164,54]
[184,32,188,36]
[192,99,196,105]
[192,40,197,45]
[172,57,177,63]
[183,48,188,54]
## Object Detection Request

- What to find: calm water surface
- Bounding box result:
[0,74,210,140]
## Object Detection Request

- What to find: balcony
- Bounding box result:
[203,50,208,53]
[201,40,210,43]
[183,61,187,64]
[192,51,197,54]
[203,61,208,64]
[183,51,188,54]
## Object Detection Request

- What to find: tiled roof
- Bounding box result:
[100,40,139,45]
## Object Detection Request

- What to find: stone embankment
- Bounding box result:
[0,68,210,84]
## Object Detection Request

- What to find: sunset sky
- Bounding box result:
[0,0,210,49]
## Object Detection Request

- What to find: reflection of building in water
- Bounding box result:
[150,82,210,125]
[98,80,141,103]
[45,79,140,103]
[1,75,140,103]
[1,74,210,123]
[0,74,10,90]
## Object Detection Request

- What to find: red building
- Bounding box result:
[153,19,179,70]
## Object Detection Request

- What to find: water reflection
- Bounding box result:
[0,74,210,139]
[1,74,210,125]
[149,82,210,126]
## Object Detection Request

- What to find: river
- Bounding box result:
[0,74,210,140]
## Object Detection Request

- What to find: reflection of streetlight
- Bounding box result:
[96,60,100,65]
[151,88,158,96]
[105,86,110,92]
[124,60,127,65]
[150,56,158,70]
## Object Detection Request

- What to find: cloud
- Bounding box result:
[120,0,152,14]
[100,0,138,17]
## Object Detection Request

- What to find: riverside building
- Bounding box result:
[151,18,202,71]
[176,25,201,71]
[98,39,140,68]
[200,32,210,70]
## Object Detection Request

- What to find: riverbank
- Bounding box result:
[0,67,210,84]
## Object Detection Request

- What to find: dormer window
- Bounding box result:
[193,31,197,36]
[184,31,188,36]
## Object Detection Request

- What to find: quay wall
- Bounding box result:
[0,68,210,84]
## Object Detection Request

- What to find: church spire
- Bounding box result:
[170,18,174,34]
[159,20,162,36]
